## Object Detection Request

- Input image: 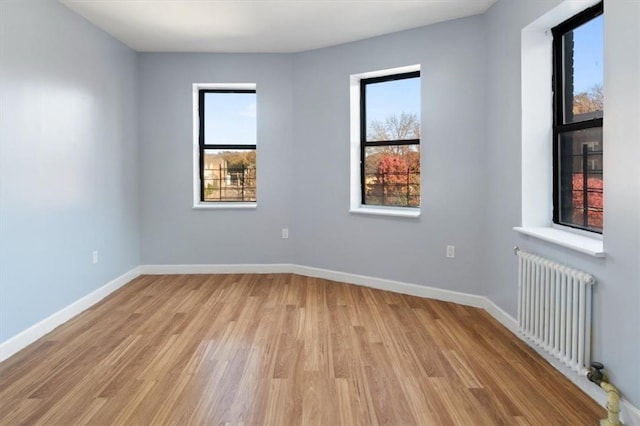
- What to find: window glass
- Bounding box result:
[361,72,420,208]
[364,145,420,207]
[562,15,604,124]
[553,3,603,233]
[365,78,420,142]
[198,89,257,203]
[204,92,256,145]
[557,128,603,232]
[202,149,256,202]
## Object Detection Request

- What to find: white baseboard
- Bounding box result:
[2,262,638,423]
[290,264,487,308]
[0,267,141,362]
[482,297,519,334]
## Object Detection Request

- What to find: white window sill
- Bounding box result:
[513,226,604,257]
[193,202,257,210]
[350,206,420,218]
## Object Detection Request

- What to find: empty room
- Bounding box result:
[1,0,638,424]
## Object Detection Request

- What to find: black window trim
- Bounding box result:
[198,88,257,203]
[359,70,421,207]
[551,1,603,233]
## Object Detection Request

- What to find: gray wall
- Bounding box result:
[485,0,640,406]
[2,0,638,411]
[291,17,488,294]
[138,54,294,264]
[0,0,140,342]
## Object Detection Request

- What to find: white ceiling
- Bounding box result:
[60,0,496,53]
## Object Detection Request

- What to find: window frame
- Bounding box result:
[359,71,421,208]
[551,1,604,233]
[194,85,257,207]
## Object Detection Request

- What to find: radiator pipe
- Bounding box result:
[587,362,623,426]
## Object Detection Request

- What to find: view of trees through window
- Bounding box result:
[203,150,256,202]
[572,84,603,116]
[199,89,256,202]
[364,112,420,207]
[554,5,603,232]
[362,72,420,208]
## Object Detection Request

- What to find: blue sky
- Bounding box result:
[572,14,603,94]
[204,92,256,145]
[362,14,602,125]
[366,77,420,126]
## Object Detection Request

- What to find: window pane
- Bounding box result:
[558,128,603,232]
[366,77,420,142]
[203,149,256,202]
[363,145,420,207]
[204,92,256,145]
[562,15,603,124]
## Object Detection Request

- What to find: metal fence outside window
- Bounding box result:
[364,170,420,207]
[568,145,603,230]
[203,165,256,202]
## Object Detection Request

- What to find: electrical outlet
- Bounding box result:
[92,250,99,264]
[446,245,455,258]
[282,228,289,239]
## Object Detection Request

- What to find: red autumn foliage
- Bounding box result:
[378,155,409,185]
[365,153,420,207]
[572,173,603,229]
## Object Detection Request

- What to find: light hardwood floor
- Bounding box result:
[0,273,603,425]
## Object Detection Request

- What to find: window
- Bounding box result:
[359,71,421,209]
[196,86,257,204]
[552,2,603,233]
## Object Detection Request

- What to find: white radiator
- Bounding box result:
[515,247,596,373]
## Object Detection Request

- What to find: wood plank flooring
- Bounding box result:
[0,274,604,425]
